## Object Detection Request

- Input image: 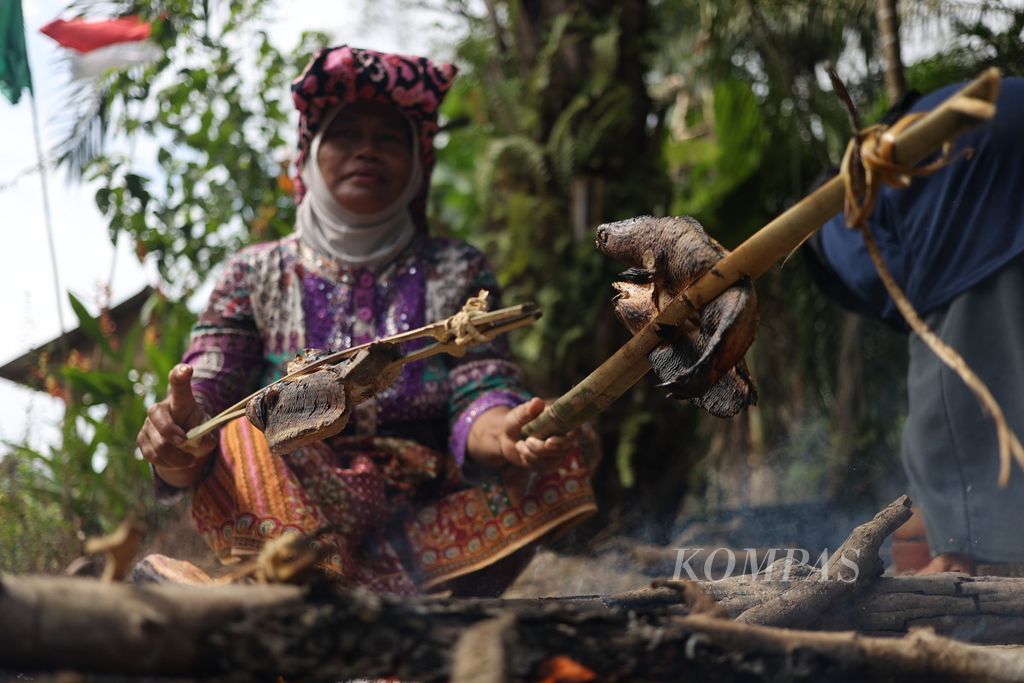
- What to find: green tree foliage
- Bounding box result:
[0,292,193,571]
[427,1,718,529]
[433,1,667,387]
[69,1,327,286]
[1,0,324,571]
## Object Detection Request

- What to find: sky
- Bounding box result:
[0,0,447,450]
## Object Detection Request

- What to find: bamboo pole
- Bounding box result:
[522,68,1002,439]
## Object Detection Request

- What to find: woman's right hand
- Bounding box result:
[137,364,217,488]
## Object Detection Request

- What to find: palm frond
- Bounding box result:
[52,79,111,181]
[475,135,549,202]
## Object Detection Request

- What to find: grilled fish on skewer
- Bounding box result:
[596,215,758,417]
[245,342,402,454]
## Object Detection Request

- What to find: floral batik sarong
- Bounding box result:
[191,417,597,594]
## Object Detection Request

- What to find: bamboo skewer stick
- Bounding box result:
[182,303,540,447]
[522,68,1003,439]
[397,313,539,365]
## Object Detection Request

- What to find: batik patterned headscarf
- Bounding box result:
[291,45,458,231]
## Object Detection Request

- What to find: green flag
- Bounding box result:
[0,0,31,104]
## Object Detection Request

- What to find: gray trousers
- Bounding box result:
[903,256,1024,562]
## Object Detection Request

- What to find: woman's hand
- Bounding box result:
[467,397,576,471]
[137,364,217,488]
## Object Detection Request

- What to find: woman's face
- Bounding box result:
[317,101,415,215]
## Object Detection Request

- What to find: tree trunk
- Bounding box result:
[830,312,865,498]
[876,0,907,103]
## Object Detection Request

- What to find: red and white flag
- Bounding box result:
[40,16,161,79]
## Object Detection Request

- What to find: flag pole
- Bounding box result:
[27,72,66,335]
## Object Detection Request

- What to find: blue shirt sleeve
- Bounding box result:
[817,201,906,327]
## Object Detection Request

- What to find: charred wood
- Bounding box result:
[5,574,1024,681]
[734,494,912,626]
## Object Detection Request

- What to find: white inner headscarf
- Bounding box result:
[295,105,423,269]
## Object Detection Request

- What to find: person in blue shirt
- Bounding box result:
[806,77,1024,575]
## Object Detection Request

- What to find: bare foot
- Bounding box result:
[912,553,976,575]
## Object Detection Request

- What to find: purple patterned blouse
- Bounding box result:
[183,233,529,466]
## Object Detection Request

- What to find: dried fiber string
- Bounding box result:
[445,289,491,347]
[840,103,1024,487]
[841,113,965,227]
